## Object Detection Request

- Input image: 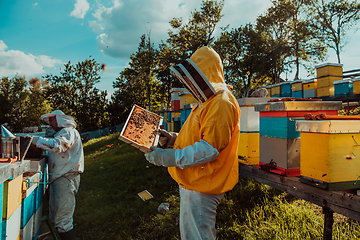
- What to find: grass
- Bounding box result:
[72,133,360,239]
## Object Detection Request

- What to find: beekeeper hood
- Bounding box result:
[41,110,76,128]
[169,46,227,103]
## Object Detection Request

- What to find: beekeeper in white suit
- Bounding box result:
[32,110,84,240]
[145,46,240,240]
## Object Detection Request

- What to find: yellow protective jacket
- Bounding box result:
[168,47,240,195]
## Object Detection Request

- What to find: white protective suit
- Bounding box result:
[35,110,84,233]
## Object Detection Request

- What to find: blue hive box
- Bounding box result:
[334,79,353,96]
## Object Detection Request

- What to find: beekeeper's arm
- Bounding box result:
[145,139,219,169]
[145,103,236,169]
[32,130,72,153]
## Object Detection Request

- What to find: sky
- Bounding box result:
[0,0,359,98]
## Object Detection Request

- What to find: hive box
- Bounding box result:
[119,105,163,153]
[302,79,317,98]
[280,82,291,97]
[316,63,343,78]
[353,77,360,94]
[2,205,21,240]
[170,88,182,101]
[179,90,196,109]
[334,79,353,96]
[270,83,281,97]
[296,120,360,190]
[237,98,273,165]
[291,80,304,98]
[317,86,334,97]
[316,63,343,91]
[20,172,40,240]
[3,174,23,220]
[255,100,342,176]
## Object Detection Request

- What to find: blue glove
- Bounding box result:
[144,147,177,167]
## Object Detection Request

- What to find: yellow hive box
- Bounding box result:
[3,174,23,220]
[317,76,343,88]
[271,84,281,95]
[238,132,260,165]
[168,122,173,132]
[353,77,360,94]
[297,120,360,190]
[266,87,271,97]
[291,80,303,92]
[179,91,196,109]
[317,86,334,97]
[303,79,317,90]
[171,111,181,118]
[163,112,168,123]
[316,63,343,78]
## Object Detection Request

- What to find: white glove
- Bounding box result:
[158,129,178,148]
[144,147,177,167]
[31,136,40,145]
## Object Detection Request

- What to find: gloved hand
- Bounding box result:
[31,136,40,145]
[144,147,177,167]
[158,129,178,148]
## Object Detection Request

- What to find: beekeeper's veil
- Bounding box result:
[169,46,227,103]
[41,110,76,128]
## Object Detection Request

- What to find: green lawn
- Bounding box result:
[72,133,360,239]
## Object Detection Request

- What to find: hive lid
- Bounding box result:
[1,125,15,139]
[255,100,342,112]
[315,62,343,69]
[333,79,353,84]
[237,97,273,106]
[303,79,317,84]
[296,120,360,133]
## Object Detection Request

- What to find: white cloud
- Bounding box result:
[0,40,62,77]
[89,0,275,60]
[89,0,201,59]
[89,20,104,34]
[0,40,7,51]
[70,0,90,19]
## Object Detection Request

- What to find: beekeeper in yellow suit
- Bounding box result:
[32,110,84,240]
[145,46,240,239]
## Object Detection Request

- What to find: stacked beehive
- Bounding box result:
[179,89,196,129]
[316,63,343,97]
[255,100,342,177]
[237,98,272,165]
[296,119,360,190]
[21,158,47,240]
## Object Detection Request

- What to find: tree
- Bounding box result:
[25,77,52,129]
[311,0,360,63]
[110,34,165,123]
[256,0,327,81]
[0,77,12,127]
[166,0,224,57]
[44,59,110,132]
[214,24,272,97]
[0,76,52,133]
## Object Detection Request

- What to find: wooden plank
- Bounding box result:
[239,164,360,222]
